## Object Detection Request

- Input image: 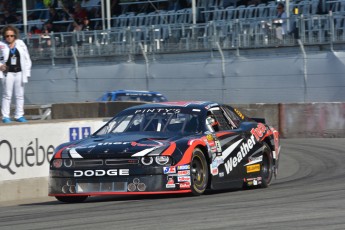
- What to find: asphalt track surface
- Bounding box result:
[1,138,345,230]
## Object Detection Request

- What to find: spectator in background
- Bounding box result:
[3,10,17,25]
[41,20,59,47]
[72,2,88,25]
[0,0,5,12]
[81,0,100,11]
[0,25,32,123]
[2,0,18,13]
[274,3,287,41]
[168,0,183,11]
[73,16,91,32]
[48,6,62,22]
[15,13,23,31]
[29,26,42,35]
[29,0,46,20]
[111,0,121,16]
[61,2,88,31]
[0,15,4,26]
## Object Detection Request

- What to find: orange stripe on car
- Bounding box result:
[161,142,176,156]
[176,139,206,166]
[54,145,73,159]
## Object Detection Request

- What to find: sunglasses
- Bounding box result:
[5,35,15,38]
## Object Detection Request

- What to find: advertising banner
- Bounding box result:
[0,119,105,181]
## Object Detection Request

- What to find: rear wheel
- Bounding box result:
[190,148,209,195]
[260,143,274,188]
[55,196,88,203]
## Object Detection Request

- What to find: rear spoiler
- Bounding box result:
[252,118,266,124]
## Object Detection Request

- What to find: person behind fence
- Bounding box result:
[0,25,32,123]
[274,3,287,40]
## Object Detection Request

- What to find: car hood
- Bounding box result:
[65,132,182,159]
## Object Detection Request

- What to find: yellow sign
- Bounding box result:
[246,164,261,173]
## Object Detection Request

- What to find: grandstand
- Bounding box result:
[0,0,345,104]
[1,0,344,59]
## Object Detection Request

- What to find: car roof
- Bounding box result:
[125,101,221,110]
[107,90,164,96]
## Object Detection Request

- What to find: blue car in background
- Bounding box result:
[97,90,168,102]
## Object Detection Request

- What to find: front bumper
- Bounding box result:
[49,165,192,196]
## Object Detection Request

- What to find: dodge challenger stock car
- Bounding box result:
[49,101,281,203]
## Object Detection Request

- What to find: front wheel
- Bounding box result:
[190,148,209,195]
[260,143,274,188]
[55,196,88,203]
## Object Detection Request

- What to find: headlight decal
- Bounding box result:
[132,146,159,157]
[69,148,84,158]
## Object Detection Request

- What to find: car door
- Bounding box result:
[207,106,255,190]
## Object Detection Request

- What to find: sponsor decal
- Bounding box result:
[97,142,130,146]
[166,177,176,188]
[246,177,262,186]
[163,166,176,174]
[250,123,267,141]
[177,176,191,182]
[211,156,224,176]
[211,167,219,176]
[134,108,181,114]
[206,134,214,141]
[224,135,256,174]
[246,164,261,173]
[178,170,190,176]
[234,108,245,120]
[215,140,222,152]
[179,182,191,189]
[131,142,164,147]
[244,155,263,166]
[73,169,129,177]
[177,165,190,170]
[212,157,224,166]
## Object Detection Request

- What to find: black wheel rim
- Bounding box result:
[191,154,206,188]
[261,152,271,182]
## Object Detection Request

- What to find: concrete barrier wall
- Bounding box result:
[51,101,146,119]
[0,102,344,203]
[280,103,345,138]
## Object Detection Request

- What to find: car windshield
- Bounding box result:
[94,110,200,135]
[115,94,167,102]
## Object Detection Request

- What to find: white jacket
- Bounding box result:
[0,39,32,83]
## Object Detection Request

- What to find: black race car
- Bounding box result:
[49,101,281,203]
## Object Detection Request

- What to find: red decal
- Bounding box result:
[251,123,267,141]
[54,145,73,159]
[161,142,176,156]
[176,139,205,166]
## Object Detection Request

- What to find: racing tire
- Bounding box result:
[260,143,274,188]
[190,148,209,195]
[55,196,88,203]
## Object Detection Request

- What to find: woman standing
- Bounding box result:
[0,25,32,123]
